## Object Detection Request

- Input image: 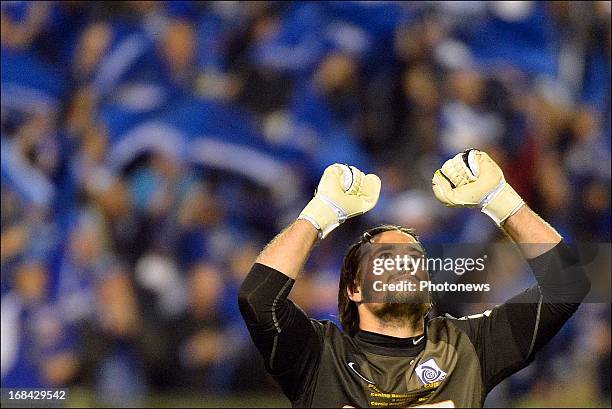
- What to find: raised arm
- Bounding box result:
[502,205,561,258]
[432,149,590,392]
[254,163,381,277]
[238,221,319,400]
[255,219,318,279]
[239,164,381,401]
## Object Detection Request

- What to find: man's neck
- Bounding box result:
[358,307,425,338]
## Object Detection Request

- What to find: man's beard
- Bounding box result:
[365,289,432,323]
[384,285,430,304]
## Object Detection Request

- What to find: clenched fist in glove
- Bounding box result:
[299,164,381,239]
[432,149,524,225]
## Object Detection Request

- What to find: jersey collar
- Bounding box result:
[354,330,427,357]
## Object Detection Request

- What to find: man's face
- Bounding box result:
[349,230,432,320]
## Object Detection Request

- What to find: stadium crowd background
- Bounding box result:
[1,1,610,407]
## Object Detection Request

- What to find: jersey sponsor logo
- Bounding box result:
[415,358,447,385]
[347,361,376,384]
[413,335,425,345]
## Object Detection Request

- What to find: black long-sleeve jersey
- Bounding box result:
[238,241,590,408]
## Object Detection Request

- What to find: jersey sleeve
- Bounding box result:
[238,262,324,401]
[449,241,591,393]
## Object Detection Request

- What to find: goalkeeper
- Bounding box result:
[238,149,590,408]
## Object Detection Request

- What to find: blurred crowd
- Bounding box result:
[1,1,610,407]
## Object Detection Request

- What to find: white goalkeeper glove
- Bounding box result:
[431,149,525,225]
[299,164,381,239]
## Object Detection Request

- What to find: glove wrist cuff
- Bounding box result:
[299,196,344,239]
[481,183,524,225]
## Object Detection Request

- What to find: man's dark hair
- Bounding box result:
[338,225,420,337]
